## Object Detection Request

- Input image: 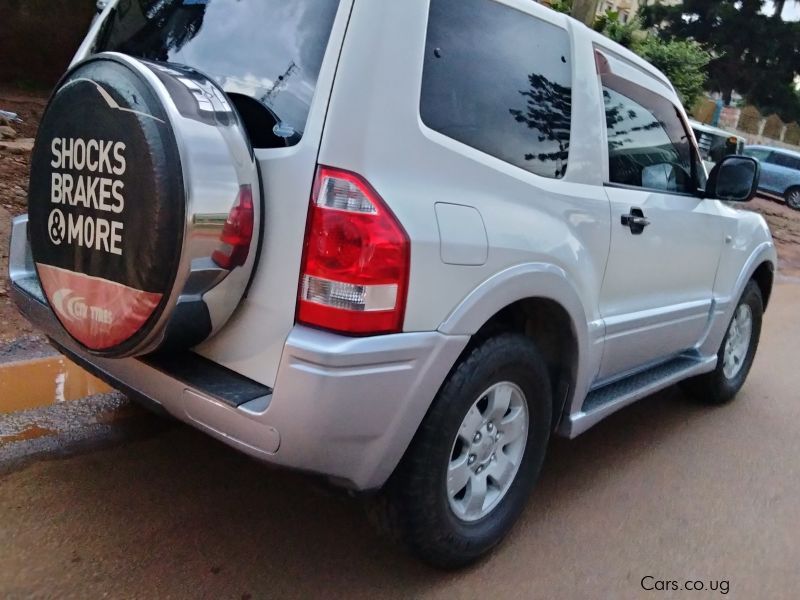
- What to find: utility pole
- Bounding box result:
[571,0,599,26]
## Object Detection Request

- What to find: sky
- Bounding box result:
[764,0,800,20]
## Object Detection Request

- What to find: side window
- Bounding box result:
[771,152,800,171]
[744,147,772,162]
[602,76,698,194]
[421,0,573,179]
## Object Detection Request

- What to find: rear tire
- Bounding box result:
[375,333,552,568]
[681,281,763,405]
[785,186,800,210]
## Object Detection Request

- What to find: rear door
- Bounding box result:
[595,49,723,381]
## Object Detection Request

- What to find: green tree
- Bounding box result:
[591,10,710,107]
[594,10,644,48]
[641,0,800,120]
[633,37,711,107]
[548,0,572,14]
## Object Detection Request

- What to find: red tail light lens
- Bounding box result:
[297,166,410,335]
[212,184,254,270]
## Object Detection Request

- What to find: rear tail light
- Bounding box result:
[297,166,410,335]
[212,184,254,270]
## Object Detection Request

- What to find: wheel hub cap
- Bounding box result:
[473,426,496,464]
[447,381,529,522]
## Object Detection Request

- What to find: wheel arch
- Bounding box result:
[783,184,800,209]
[438,263,595,432]
[751,260,774,310]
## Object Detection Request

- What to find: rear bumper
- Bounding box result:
[9,215,468,489]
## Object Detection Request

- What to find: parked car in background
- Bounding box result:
[690,120,746,173]
[744,145,800,210]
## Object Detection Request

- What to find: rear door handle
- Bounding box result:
[621,208,650,235]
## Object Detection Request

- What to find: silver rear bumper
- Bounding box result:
[9,215,468,489]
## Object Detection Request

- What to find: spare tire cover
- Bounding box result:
[29,58,185,353]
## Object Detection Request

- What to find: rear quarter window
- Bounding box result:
[420,0,573,179]
[94,0,340,147]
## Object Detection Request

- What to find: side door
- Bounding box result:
[766,151,800,197]
[594,50,724,381]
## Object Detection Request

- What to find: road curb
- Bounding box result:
[0,354,111,415]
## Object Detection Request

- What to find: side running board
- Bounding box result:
[564,355,717,437]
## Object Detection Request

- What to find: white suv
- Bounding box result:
[9,0,775,567]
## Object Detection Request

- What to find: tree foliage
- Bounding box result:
[548,0,572,15]
[509,73,572,178]
[641,0,800,121]
[593,11,643,49]
[592,12,711,107]
[633,37,711,108]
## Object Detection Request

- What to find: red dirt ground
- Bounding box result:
[0,87,48,342]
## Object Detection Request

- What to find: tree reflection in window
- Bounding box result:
[601,81,696,191]
[603,89,662,151]
[93,0,341,146]
[421,0,573,180]
[510,73,572,179]
[96,0,208,63]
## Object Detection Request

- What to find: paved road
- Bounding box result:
[2,285,800,599]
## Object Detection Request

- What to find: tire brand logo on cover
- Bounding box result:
[51,287,113,325]
[37,264,162,350]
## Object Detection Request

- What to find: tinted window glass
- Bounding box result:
[744,147,772,162]
[421,0,572,179]
[771,152,800,170]
[94,0,340,145]
[602,75,697,193]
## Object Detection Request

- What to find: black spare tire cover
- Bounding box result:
[29,58,184,353]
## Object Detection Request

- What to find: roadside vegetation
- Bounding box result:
[552,0,800,121]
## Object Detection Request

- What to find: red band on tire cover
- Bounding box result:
[38,263,162,350]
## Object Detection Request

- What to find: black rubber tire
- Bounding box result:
[681,281,763,405]
[373,333,552,569]
[784,186,800,210]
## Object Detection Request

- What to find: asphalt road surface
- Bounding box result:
[2,285,800,599]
